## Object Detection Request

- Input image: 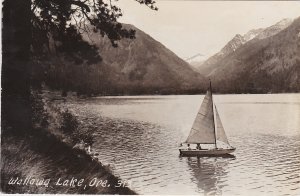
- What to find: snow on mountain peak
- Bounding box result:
[185,53,208,64]
[243,28,264,42]
[255,18,293,40]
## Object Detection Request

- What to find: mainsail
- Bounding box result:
[215,106,230,146]
[185,91,215,144]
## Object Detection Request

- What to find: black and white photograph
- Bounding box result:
[1,0,300,195]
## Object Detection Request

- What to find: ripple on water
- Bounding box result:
[62,95,300,195]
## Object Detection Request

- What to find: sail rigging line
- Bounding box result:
[210,80,218,149]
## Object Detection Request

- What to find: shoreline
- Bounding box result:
[1,128,136,194]
[1,90,136,194]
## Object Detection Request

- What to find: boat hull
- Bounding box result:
[179,148,235,156]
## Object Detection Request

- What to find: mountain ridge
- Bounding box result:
[192,18,294,76]
[209,17,300,93]
[41,23,207,95]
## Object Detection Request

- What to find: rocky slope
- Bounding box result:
[195,18,293,77]
[209,17,300,93]
[91,24,207,94]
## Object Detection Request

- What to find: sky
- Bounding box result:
[116,0,300,60]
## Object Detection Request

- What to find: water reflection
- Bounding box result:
[184,156,235,195]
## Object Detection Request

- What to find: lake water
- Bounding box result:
[65,94,300,195]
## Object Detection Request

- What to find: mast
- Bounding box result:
[210,80,217,149]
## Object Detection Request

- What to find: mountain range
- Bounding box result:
[196,18,300,93]
[41,24,207,95]
[38,17,299,95]
[192,18,293,77]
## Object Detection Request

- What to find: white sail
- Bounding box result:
[185,91,215,144]
[215,106,230,145]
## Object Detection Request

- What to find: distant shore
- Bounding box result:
[55,90,300,99]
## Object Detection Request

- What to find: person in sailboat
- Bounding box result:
[187,144,191,150]
[196,143,201,150]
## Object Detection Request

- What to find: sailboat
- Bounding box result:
[179,81,235,156]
